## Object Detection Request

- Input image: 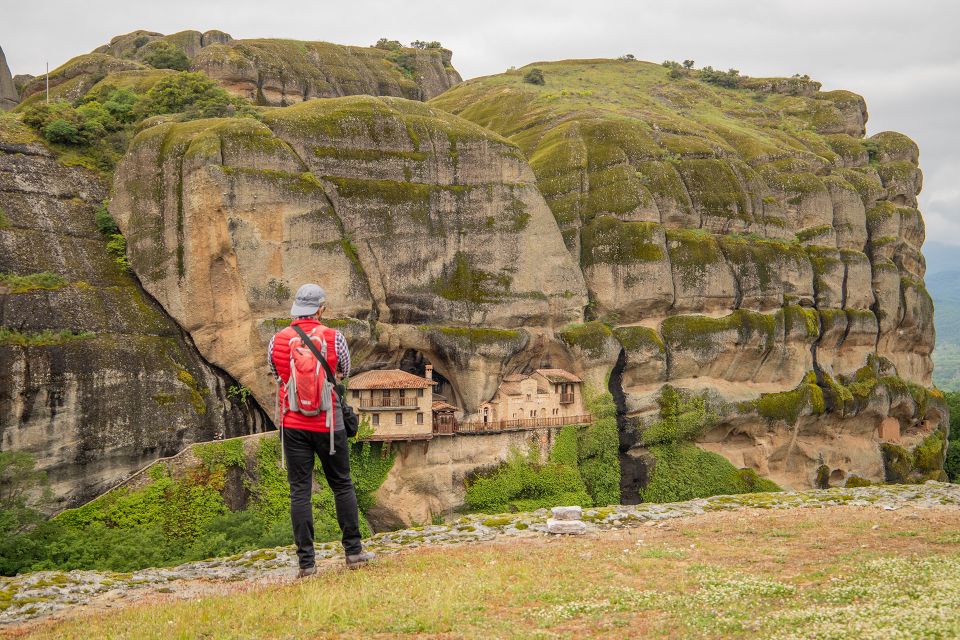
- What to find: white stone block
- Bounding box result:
[547,518,587,535]
[551,506,583,521]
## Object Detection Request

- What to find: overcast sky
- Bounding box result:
[2,0,958,247]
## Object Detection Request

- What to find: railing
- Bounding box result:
[559,393,575,404]
[359,396,419,409]
[457,414,593,434]
[433,417,460,435]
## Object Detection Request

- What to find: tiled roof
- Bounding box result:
[498,382,523,396]
[350,369,433,390]
[432,400,458,412]
[535,368,582,384]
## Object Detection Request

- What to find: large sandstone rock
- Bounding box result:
[0,46,18,110]
[430,59,941,493]
[0,117,264,509]
[110,97,587,412]
[191,39,461,105]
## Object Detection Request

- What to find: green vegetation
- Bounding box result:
[661,310,777,356]
[17,71,255,172]
[139,41,190,71]
[432,252,511,329]
[640,386,780,503]
[465,392,618,512]
[559,321,613,358]
[881,428,948,484]
[0,434,395,576]
[580,217,664,267]
[523,68,545,85]
[751,376,825,424]
[0,272,68,293]
[0,328,95,347]
[464,447,592,513]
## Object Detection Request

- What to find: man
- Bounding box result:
[268,283,374,577]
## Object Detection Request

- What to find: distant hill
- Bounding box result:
[929,265,960,390]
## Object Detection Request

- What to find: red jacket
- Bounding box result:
[270,318,339,432]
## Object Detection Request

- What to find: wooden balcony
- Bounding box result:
[359,396,419,410]
[559,393,575,404]
[433,416,460,435]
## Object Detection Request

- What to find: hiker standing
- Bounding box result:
[268,283,374,577]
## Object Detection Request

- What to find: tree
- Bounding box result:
[618,54,636,61]
[523,68,545,86]
[141,41,190,71]
[135,72,252,120]
[683,59,695,69]
[410,40,442,49]
[373,38,403,51]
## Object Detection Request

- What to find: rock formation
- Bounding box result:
[110,96,587,411]
[191,39,461,105]
[0,46,19,110]
[1,41,945,509]
[107,59,942,496]
[430,60,942,492]
[0,117,265,509]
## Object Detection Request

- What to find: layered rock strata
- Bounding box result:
[0,117,265,509]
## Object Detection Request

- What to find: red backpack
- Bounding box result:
[286,326,335,428]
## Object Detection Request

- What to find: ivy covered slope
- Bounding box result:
[0,114,264,510]
[18,29,461,110]
[109,96,588,411]
[431,59,942,491]
[3,434,395,574]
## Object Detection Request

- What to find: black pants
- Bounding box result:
[283,426,362,568]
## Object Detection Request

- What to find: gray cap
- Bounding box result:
[290,283,327,316]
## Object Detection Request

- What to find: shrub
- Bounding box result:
[465,447,591,513]
[699,66,741,88]
[523,68,545,85]
[640,443,779,503]
[410,40,442,50]
[374,38,403,51]
[135,72,254,120]
[141,41,190,71]
[94,201,119,235]
[43,118,84,144]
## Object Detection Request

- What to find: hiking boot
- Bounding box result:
[345,550,375,570]
[296,565,317,579]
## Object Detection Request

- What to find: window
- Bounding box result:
[395,413,403,425]
[417,412,424,425]
[399,389,406,398]
[372,414,379,426]
[417,388,424,397]
[382,389,391,398]
[352,389,360,399]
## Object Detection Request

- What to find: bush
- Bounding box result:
[641,443,780,503]
[523,68,545,85]
[43,118,84,144]
[141,41,190,71]
[465,447,591,513]
[94,201,119,235]
[374,38,403,51]
[410,40,442,50]
[699,66,741,88]
[135,72,254,120]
